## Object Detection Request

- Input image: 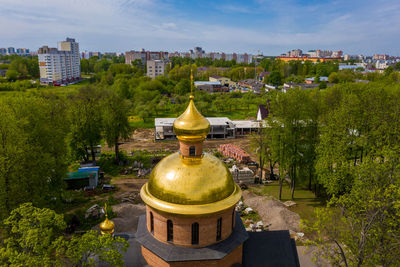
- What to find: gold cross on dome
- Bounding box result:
[190,68,194,97]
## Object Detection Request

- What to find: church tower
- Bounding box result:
[137,82,248,266]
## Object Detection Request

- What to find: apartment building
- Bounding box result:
[38,38,81,85]
[286,49,303,57]
[0,47,29,55]
[146,60,167,78]
[7,47,15,55]
[125,50,168,65]
[373,54,389,60]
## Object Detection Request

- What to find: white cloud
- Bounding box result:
[0,0,399,55]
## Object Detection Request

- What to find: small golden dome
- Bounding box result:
[100,202,114,235]
[173,96,210,142]
[100,217,115,235]
[148,152,234,205]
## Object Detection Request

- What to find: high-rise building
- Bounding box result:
[146,60,167,79]
[38,38,81,85]
[286,49,302,57]
[16,48,30,56]
[7,47,15,55]
[0,47,30,56]
[89,51,102,58]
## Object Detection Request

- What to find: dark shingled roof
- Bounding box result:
[118,214,300,267]
[243,231,300,267]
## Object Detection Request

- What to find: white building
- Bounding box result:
[375,60,394,70]
[155,117,259,140]
[38,38,80,85]
[146,60,167,78]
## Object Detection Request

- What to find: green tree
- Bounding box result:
[384,65,394,76]
[318,81,327,89]
[5,69,18,81]
[174,79,190,95]
[108,63,133,76]
[102,90,133,163]
[328,72,339,83]
[113,78,132,99]
[0,96,69,219]
[270,88,316,199]
[304,158,400,266]
[267,71,282,86]
[251,122,281,183]
[131,59,143,69]
[81,58,90,74]
[68,86,103,162]
[94,59,111,73]
[0,203,129,266]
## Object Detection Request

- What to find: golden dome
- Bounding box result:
[100,217,115,235]
[100,202,114,235]
[140,152,242,215]
[173,96,210,142]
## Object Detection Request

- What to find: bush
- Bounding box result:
[98,152,125,176]
[0,80,35,91]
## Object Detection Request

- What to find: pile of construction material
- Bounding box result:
[230,165,255,184]
[218,144,251,163]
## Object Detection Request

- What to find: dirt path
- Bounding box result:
[242,190,301,232]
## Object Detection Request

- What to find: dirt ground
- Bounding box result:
[112,178,147,201]
[103,128,255,160]
[93,178,147,233]
[242,190,301,232]
[110,203,146,232]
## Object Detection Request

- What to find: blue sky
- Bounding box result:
[1,0,400,55]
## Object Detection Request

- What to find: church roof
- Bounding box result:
[258,104,269,120]
[172,96,210,142]
[140,95,241,215]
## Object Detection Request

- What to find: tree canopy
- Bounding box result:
[0,203,129,267]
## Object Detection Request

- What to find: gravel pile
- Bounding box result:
[93,203,146,233]
[242,191,300,232]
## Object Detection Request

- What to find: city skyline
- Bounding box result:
[1,0,400,56]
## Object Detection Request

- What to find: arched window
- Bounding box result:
[150,212,154,234]
[216,218,222,241]
[192,222,199,245]
[189,146,196,156]
[167,220,173,242]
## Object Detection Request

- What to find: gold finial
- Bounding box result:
[190,68,194,97]
[100,201,115,235]
[104,201,108,218]
[173,98,210,142]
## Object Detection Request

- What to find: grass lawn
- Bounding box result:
[251,181,326,224]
